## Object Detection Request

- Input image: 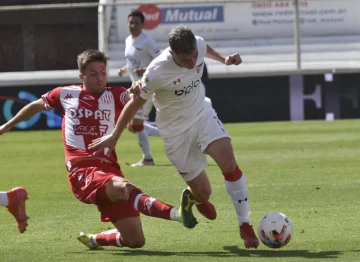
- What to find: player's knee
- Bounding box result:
[194,187,211,203]
[218,157,237,174]
[125,237,146,248]
[107,177,136,202]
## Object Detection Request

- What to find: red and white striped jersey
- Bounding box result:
[41,85,128,169]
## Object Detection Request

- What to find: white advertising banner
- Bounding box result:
[105,0,360,44]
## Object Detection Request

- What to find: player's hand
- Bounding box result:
[225,53,242,66]
[118,68,126,77]
[88,134,118,156]
[128,80,142,96]
[134,68,146,77]
[0,124,12,136]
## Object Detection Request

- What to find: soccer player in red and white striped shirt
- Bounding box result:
[0,49,197,249]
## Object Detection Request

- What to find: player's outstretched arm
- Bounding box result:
[118,65,128,77]
[88,94,147,156]
[0,98,46,136]
[205,44,242,66]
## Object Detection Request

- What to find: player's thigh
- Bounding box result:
[197,112,235,172]
[113,216,145,248]
[186,170,212,202]
[164,129,207,182]
[205,137,237,173]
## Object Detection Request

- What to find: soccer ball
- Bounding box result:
[257,212,293,248]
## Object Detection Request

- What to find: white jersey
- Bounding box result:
[125,32,161,82]
[139,36,212,138]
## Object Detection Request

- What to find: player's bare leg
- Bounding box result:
[185,171,217,220]
[0,187,29,233]
[128,118,155,167]
[78,217,145,249]
[206,137,259,249]
[78,176,197,249]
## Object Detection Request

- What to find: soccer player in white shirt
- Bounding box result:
[90,26,259,249]
[118,10,161,167]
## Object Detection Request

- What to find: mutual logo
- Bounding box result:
[138,4,224,30]
[67,108,111,120]
[73,125,108,136]
[174,80,200,96]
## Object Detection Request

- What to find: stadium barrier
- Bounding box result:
[0,0,359,131]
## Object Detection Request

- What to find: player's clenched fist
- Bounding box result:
[127,80,142,96]
[225,53,242,66]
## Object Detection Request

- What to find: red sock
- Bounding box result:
[129,188,172,220]
[223,165,243,182]
[189,188,217,220]
[95,229,124,247]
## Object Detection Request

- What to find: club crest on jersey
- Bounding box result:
[101,94,113,104]
[196,62,204,73]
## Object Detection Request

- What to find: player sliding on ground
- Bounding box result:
[89,26,260,249]
[0,49,197,249]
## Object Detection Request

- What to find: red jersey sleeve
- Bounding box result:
[41,86,62,110]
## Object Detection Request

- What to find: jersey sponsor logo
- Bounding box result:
[174,80,200,96]
[67,108,111,121]
[138,4,162,30]
[128,57,140,67]
[138,5,224,30]
[83,95,94,101]
[73,125,108,136]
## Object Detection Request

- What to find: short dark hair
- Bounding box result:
[77,49,108,73]
[128,10,145,24]
[168,25,196,55]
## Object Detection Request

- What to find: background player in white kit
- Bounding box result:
[118,10,161,167]
[90,26,259,249]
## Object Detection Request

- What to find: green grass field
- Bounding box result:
[1,120,359,262]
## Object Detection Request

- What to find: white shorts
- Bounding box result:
[164,109,230,182]
[134,99,153,121]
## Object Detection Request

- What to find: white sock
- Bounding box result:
[225,175,250,225]
[0,192,9,207]
[144,123,160,136]
[135,130,152,159]
[170,207,180,222]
